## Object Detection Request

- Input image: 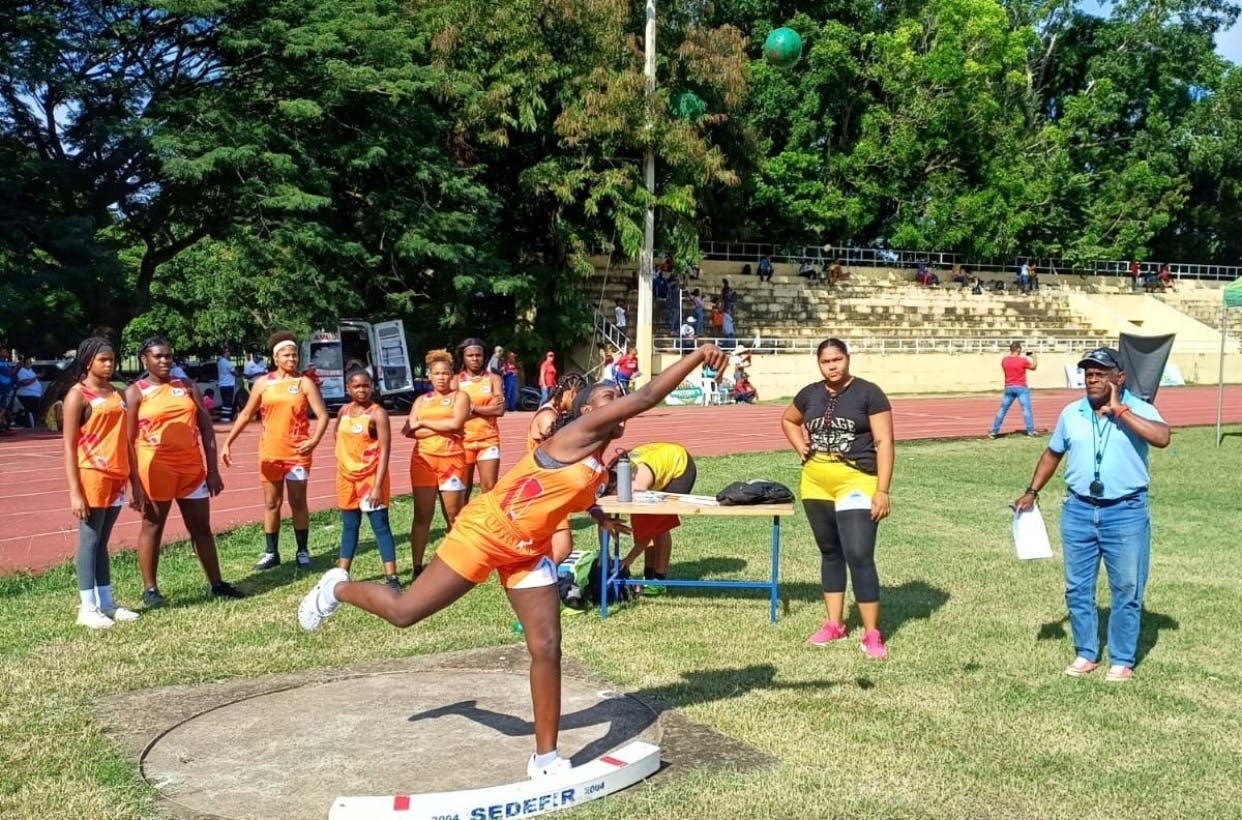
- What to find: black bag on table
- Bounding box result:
[715,479,794,505]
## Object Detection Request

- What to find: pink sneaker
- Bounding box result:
[860,629,887,659]
[807,620,847,646]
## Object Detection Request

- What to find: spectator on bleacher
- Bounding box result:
[710,301,723,337]
[690,288,705,330]
[951,266,969,286]
[828,259,847,285]
[732,370,757,404]
[1018,260,1031,294]
[614,299,627,332]
[757,255,774,283]
[988,342,1038,439]
[679,316,698,352]
[721,307,735,342]
[1028,264,1040,292]
[1128,259,1141,291]
[654,269,670,301]
[615,347,639,392]
[971,274,984,295]
[720,279,737,315]
[685,262,701,280]
[1157,263,1174,291]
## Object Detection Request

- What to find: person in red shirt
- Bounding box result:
[538,351,557,404]
[988,342,1038,438]
[615,347,639,393]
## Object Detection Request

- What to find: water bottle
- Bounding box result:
[615,450,633,503]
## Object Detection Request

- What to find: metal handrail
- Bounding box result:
[697,242,1242,283]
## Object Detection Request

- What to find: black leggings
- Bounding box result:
[803,499,879,603]
[76,506,121,591]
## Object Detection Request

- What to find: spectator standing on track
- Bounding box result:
[243,352,267,387]
[0,346,13,431]
[988,342,1038,439]
[539,351,558,404]
[217,346,237,422]
[487,346,504,377]
[503,352,519,411]
[615,347,639,393]
[1013,347,1170,683]
[15,356,44,427]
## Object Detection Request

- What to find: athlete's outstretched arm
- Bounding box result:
[544,344,729,463]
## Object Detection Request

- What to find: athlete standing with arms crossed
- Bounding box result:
[456,338,505,497]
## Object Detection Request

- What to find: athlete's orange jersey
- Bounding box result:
[336,403,390,508]
[458,373,501,448]
[477,448,607,545]
[135,379,204,477]
[257,373,311,464]
[412,390,463,456]
[76,386,129,479]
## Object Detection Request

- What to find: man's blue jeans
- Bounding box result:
[990,386,1034,434]
[1060,493,1151,668]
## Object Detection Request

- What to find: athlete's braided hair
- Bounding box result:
[73,336,114,382]
[138,336,170,361]
[538,372,588,439]
[547,377,615,438]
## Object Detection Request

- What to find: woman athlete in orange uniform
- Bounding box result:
[223,331,330,571]
[334,367,401,592]
[127,337,245,607]
[62,336,146,628]
[526,372,587,564]
[456,337,505,497]
[404,349,469,579]
[300,343,730,778]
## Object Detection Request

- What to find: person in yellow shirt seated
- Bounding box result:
[608,442,696,593]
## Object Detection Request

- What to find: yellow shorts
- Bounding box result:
[81,471,127,509]
[410,451,467,492]
[435,502,558,588]
[336,472,391,510]
[800,456,877,510]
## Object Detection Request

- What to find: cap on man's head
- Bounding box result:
[1077,347,1121,371]
[686,316,696,323]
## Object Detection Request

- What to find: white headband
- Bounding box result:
[272,339,298,355]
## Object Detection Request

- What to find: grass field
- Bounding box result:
[2,426,1240,819]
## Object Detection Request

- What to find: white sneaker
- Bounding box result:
[526,755,572,779]
[298,568,349,631]
[102,606,140,622]
[77,607,115,630]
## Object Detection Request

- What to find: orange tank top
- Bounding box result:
[458,373,501,445]
[525,402,558,452]
[478,448,607,543]
[414,390,463,456]
[258,374,310,462]
[135,379,203,474]
[76,386,129,479]
[336,403,381,483]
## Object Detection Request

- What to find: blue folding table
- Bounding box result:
[594,494,797,623]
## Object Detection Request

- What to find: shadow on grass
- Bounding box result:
[408,664,830,765]
[778,580,949,639]
[1037,608,1178,667]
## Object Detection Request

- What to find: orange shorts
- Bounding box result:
[463,439,501,465]
[139,460,208,502]
[435,501,559,588]
[410,451,467,492]
[259,458,311,484]
[80,471,127,508]
[336,472,391,510]
[631,514,680,545]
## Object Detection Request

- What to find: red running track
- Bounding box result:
[3,385,1239,577]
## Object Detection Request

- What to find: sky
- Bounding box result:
[1080,1,1242,63]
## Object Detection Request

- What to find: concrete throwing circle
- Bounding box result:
[141,668,661,820]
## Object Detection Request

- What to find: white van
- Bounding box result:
[302,319,416,409]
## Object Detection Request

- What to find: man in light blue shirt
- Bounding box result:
[1013,347,1170,683]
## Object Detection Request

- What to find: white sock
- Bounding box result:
[319,573,346,609]
[96,585,115,609]
[79,589,98,610]
[533,750,560,769]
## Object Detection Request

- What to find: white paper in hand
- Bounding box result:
[1012,504,1053,560]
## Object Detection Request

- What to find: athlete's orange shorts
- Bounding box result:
[80,471,127,508]
[435,501,559,588]
[410,451,467,492]
[464,438,501,465]
[139,460,208,502]
[336,472,391,510]
[259,458,311,484]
